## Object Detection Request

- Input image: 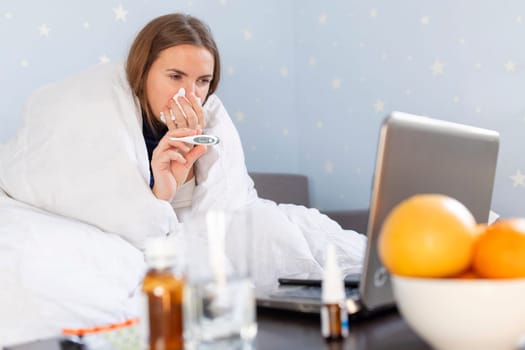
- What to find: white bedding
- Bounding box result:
[0,63,366,347]
[0,189,146,346]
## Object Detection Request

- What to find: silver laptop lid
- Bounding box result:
[360,112,499,310]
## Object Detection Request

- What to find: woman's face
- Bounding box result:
[145,44,214,119]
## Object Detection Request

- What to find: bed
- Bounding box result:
[0,63,367,347]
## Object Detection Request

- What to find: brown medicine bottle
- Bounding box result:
[142,238,185,350]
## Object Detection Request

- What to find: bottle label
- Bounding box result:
[321,306,329,337]
[340,306,349,337]
[320,303,349,339]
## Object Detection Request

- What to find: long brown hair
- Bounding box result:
[126,13,221,132]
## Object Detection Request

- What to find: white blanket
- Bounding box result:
[0,63,366,347]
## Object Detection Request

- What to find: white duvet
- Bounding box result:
[0,63,366,347]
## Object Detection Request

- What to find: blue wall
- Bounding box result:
[1,1,524,217]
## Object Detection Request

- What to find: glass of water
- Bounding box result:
[182,210,257,350]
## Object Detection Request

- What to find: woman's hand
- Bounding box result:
[150,128,206,202]
[164,92,206,130]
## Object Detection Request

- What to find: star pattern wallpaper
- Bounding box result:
[0,1,524,217]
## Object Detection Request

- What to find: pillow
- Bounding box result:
[0,63,177,249]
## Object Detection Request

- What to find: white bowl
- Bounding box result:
[391,275,525,350]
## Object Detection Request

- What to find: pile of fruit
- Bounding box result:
[378,194,525,279]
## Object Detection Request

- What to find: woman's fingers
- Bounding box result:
[175,95,199,129]
[184,144,207,165]
[161,106,177,130]
[157,149,187,165]
[168,99,188,129]
[188,93,205,128]
[163,92,204,130]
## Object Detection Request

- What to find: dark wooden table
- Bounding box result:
[4,309,432,350]
[255,307,432,350]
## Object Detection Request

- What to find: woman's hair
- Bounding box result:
[126,13,221,131]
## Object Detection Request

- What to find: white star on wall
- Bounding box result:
[235,111,245,122]
[20,59,29,68]
[420,16,430,25]
[504,60,517,73]
[308,56,317,66]
[370,9,377,18]
[474,62,483,70]
[99,55,110,63]
[517,15,523,23]
[83,21,90,29]
[374,99,384,113]
[324,161,334,174]
[113,4,128,22]
[510,169,525,187]
[226,66,235,75]
[282,128,289,136]
[331,78,342,90]
[5,11,13,20]
[431,60,445,76]
[280,66,289,77]
[39,24,50,37]
[374,99,385,113]
[458,38,465,45]
[405,89,412,96]
[453,96,460,103]
[243,30,253,40]
[316,121,324,129]
[219,0,228,6]
[319,13,328,24]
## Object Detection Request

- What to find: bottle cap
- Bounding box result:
[321,243,345,303]
[144,237,176,270]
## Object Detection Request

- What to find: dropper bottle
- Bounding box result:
[321,244,349,341]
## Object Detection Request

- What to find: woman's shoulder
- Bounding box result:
[27,62,130,105]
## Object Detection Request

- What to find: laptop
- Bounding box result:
[256,111,500,317]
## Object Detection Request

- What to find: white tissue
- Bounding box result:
[172,87,187,119]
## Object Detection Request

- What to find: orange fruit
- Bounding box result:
[378,194,478,278]
[453,269,480,279]
[472,218,525,279]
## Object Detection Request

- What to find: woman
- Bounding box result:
[126,14,216,204]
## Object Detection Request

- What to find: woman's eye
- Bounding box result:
[198,78,211,85]
[169,74,182,81]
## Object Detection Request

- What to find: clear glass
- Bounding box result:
[182,210,257,350]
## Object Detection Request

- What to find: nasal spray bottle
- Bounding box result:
[321,244,349,341]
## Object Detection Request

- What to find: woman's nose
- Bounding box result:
[186,83,197,96]
[179,83,202,100]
